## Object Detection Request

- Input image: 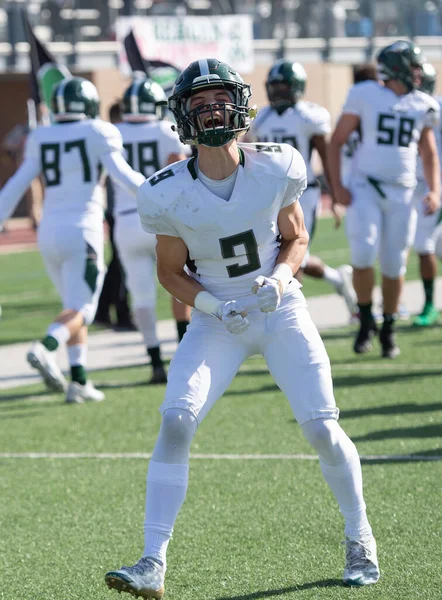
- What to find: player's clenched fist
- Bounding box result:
[252,276,282,312]
[218,300,250,334]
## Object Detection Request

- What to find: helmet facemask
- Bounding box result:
[169,80,252,147]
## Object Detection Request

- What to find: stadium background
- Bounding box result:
[0,5,441,600]
[3,0,442,221]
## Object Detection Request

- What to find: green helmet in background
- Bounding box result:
[377,40,425,92]
[419,62,436,95]
[266,60,307,110]
[121,77,167,122]
[51,77,100,121]
[168,58,253,147]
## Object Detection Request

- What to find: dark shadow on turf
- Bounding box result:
[320,330,354,342]
[0,389,55,403]
[361,448,442,464]
[332,370,442,388]
[214,578,343,599]
[352,423,442,442]
[98,380,154,390]
[226,368,442,397]
[340,402,442,419]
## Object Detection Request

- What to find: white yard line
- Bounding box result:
[0,452,440,461]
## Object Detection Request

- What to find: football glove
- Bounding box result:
[218,300,250,335]
[252,276,282,313]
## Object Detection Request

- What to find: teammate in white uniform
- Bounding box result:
[411,63,442,326]
[114,78,189,383]
[247,60,357,318]
[105,58,379,599]
[329,41,440,358]
[0,77,145,403]
[341,65,377,189]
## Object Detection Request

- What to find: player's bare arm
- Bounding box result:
[276,200,309,273]
[156,234,249,333]
[328,113,360,206]
[252,201,309,313]
[312,133,341,228]
[418,126,441,214]
[156,234,205,307]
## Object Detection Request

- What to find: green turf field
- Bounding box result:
[1,320,441,599]
[0,217,421,345]
[1,216,440,599]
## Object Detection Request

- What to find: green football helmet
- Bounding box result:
[266,60,307,110]
[122,77,167,122]
[168,58,253,147]
[419,62,436,95]
[51,77,100,121]
[377,40,425,91]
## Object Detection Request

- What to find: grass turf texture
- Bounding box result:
[1,323,441,599]
[0,217,422,345]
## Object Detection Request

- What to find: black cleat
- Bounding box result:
[149,366,167,385]
[379,328,400,359]
[353,320,377,354]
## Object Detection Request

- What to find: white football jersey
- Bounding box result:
[137,142,307,300]
[416,95,442,182]
[247,101,331,184]
[342,80,440,186]
[114,120,188,214]
[25,119,122,226]
[341,129,361,188]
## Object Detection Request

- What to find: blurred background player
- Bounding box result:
[246,59,357,320]
[329,41,440,358]
[94,101,136,331]
[411,62,442,327]
[340,64,377,191]
[0,77,145,402]
[113,77,190,384]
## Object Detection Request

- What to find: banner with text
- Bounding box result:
[115,15,254,75]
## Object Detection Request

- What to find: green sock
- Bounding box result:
[41,335,59,352]
[423,279,434,305]
[71,366,87,386]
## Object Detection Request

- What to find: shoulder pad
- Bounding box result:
[239,142,302,179]
[140,159,190,217]
[297,101,331,130]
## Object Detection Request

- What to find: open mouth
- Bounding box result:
[203,114,224,129]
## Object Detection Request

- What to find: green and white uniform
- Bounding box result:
[0,119,144,323]
[341,80,440,277]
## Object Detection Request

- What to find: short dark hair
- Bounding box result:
[109,101,122,123]
[352,64,377,84]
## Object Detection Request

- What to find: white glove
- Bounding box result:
[252,276,282,313]
[218,300,250,335]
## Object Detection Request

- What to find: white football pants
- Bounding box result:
[160,286,338,426]
[114,210,159,347]
[346,176,416,278]
[37,220,105,325]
